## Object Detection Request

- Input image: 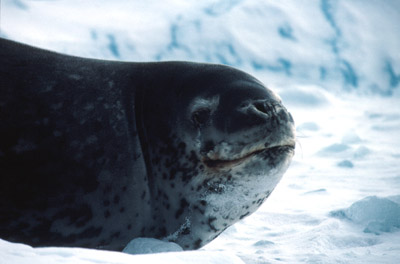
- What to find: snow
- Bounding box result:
[1,0,399,263]
[0,239,244,264]
[203,94,400,263]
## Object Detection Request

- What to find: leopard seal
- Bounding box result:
[0,38,295,251]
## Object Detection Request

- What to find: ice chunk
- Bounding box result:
[341,132,361,144]
[330,196,400,234]
[353,146,370,159]
[253,240,275,247]
[319,143,349,154]
[297,122,319,132]
[123,238,183,255]
[337,160,354,168]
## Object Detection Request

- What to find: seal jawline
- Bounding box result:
[202,144,294,169]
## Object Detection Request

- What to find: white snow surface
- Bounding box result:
[0,239,245,264]
[1,0,400,263]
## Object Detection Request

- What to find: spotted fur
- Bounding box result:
[0,38,295,251]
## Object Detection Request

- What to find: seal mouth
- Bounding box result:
[202,144,295,170]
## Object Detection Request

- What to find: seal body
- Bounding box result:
[0,38,295,250]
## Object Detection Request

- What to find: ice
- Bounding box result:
[341,132,362,145]
[2,0,400,95]
[336,160,354,168]
[319,143,350,154]
[122,238,183,254]
[1,0,400,263]
[331,196,400,235]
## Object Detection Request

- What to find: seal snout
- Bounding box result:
[246,99,293,125]
[253,100,277,116]
[199,96,295,170]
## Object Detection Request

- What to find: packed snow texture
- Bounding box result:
[0,239,245,264]
[1,0,400,263]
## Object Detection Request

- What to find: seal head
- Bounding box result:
[137,63,295,249]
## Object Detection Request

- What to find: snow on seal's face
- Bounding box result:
[139,63,295,250]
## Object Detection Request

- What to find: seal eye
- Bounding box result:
[192,108,211,128]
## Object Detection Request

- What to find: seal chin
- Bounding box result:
[202,143,295,170]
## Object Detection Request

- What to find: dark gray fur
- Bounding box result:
[0,38,295,251]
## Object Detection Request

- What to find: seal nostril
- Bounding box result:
[254,101,268,114]
[251,101,282,125]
